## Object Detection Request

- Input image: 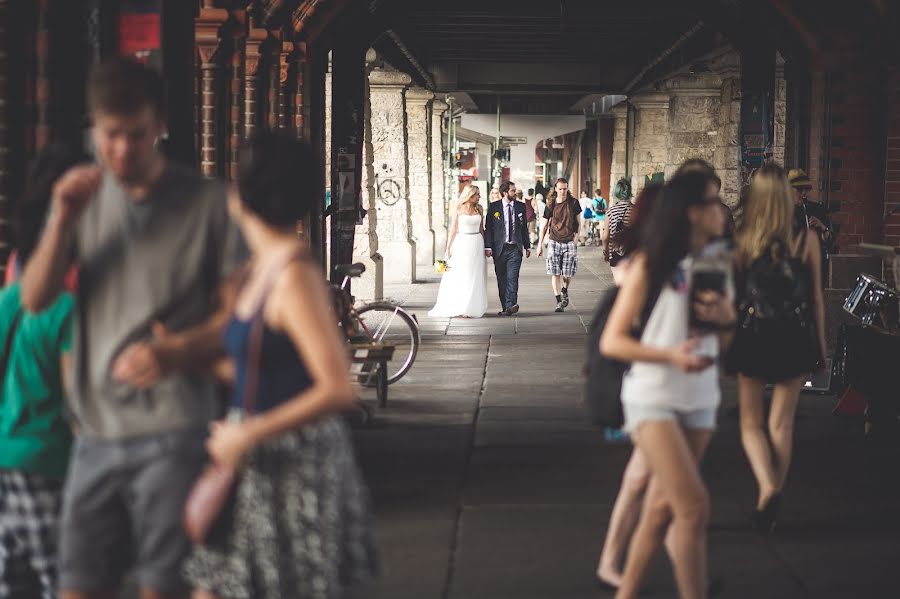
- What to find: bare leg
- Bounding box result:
[551,275,562,295]
[615,423,713,599]
[597,449,651,586]
[768,377,804,491]
[737,375,778,508]
[563,276,572,290]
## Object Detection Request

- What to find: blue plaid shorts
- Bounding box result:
[546,240,578,277]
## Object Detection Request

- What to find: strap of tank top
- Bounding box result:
[242,249,302,415]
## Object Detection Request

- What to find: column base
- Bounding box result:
[350,253,384,302]
[381,239,417,284]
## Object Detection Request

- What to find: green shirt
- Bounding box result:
[0,283,73,479]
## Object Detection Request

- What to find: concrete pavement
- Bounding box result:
[353,246,900,599]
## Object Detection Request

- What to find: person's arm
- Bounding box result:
[111,274,240,388]
[519,204,531,252]
[446,212,459,258]
[806,232,827,366]
[537,206,551,255]
[206,261,357,468]
[600,254,712,371]
[483,203,494,257]
[21,165,102,312]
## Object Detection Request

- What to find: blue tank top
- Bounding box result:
[224,316,314,413]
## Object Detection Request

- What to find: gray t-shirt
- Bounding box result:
[70,163,242,440]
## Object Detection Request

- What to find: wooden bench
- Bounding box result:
[348,342,395,408]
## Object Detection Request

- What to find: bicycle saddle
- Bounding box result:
[334,263,367,278]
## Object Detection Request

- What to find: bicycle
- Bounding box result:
[332,262,421,385]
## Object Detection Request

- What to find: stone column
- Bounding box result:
[609,103,628,201]
[369,69,415,284]
[353,50,384,301]
[244,23,267,139]
[629,93,670,192]
[666,84,720,176]
[431,100,449,256]
[405,86,435,267]
[773,62,786,166]
[715,67,742,208]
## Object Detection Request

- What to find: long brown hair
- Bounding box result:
[736,163,796,267]
[547,177,571,208]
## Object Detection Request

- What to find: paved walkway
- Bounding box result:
[353,247,900,599]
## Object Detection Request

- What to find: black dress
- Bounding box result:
[727,232,821,382]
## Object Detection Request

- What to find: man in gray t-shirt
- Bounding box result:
[21,58,241,598]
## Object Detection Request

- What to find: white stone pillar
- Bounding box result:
[431,100,449,256]
[609,103,628,201]
[405,86,435,268]
[368,69,416,284]
[629,93,671,192]
[353,50,384,301]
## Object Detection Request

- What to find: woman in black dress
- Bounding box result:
[729,164,826,532]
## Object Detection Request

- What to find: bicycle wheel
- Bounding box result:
[355,302,420,384]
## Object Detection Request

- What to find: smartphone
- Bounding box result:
[690,269,727,330]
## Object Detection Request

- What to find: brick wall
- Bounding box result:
[884,65,900,286]
[825,65,888,251]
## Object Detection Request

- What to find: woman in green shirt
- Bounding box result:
[0,143,84,598]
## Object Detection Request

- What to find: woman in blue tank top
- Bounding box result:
[185,132,377,599]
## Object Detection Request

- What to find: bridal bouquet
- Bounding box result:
[434,259,449,274]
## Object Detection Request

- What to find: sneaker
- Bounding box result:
[561,289,570,308]
[554,302,564,313]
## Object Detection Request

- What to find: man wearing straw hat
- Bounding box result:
[789,168,834,285]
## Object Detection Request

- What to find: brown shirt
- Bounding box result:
[544,197,580,243]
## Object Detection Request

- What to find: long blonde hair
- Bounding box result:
[736,163,796,267]
[457,184,483,215]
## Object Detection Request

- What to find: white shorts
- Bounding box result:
[622,402,718,433]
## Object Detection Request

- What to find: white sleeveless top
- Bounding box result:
[620,257,721,412]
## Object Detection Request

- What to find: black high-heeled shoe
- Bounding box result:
[751,492,782,533]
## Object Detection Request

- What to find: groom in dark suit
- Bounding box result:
[484,180,531,316]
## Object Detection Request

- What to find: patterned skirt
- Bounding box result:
[184,417,378,599]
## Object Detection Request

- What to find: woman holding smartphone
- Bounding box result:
[600,172,735,599]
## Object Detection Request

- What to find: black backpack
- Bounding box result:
[735,230,820,369]
[583,284,660,428]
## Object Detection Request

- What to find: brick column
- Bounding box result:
[353,49,383,301]
[195,6,228,177]
[405,86,435,267]
[609,103,628,203]
[431,99,449,256]
[369,68,415,284]
[293,42,306,138]
[243,28,265,140]
[629,93,670,193]
[277,41,292,131]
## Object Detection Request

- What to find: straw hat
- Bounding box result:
[788,168,812,189]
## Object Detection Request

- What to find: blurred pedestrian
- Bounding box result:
[675,159,734,242]
[0,143,85,599]
[184,131,377,599]
[605,178,636,285]
[21,57,243,599]
[600,171,735,599]
[729,164,826,533]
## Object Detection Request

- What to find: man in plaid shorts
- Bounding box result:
[537,177,582,312]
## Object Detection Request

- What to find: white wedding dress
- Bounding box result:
[428,214,488,318]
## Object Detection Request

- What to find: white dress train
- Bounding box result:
[428,214,488,318]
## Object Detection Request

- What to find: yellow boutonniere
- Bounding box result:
[493,211,501,218]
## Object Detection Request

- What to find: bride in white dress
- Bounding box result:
[428,184,488,318]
